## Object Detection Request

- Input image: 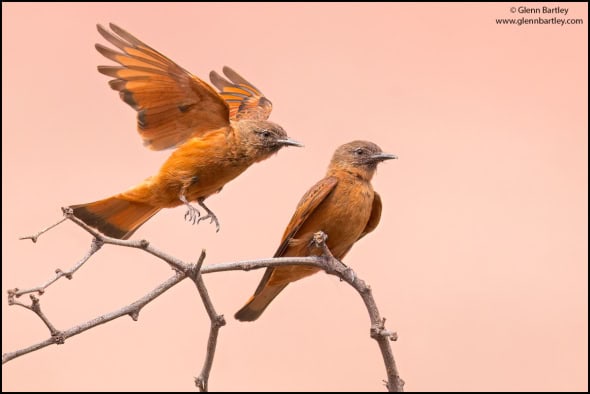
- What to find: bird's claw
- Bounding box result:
[196,199,221,232]
[180,195,220,232]
[180,191,202,225]
[183,205,201,224]
[197,213,220,233]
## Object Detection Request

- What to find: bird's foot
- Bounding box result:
[196,199,221,233]
[184,205,201,224]
[179,193,201,224]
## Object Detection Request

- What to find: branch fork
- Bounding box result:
[4,216,404,392]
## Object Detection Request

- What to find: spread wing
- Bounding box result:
[96,23,230,150]
[209,66,272,121]
[273,176,339,258]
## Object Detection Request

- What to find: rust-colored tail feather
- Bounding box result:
[70,196,160,240]
[234,281,289,322]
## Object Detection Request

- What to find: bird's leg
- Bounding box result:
[179,186,201,225]
[196,198,221,233]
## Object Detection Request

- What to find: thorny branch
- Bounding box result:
[3,210,404,391]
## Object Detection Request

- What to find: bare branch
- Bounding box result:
[66,215,188,272]
[312,231,404,391]
[187,250,227,392]
[3,272,185,364]
[8,294,62,339]
[10,218,404,391]
[18,216,69,243]
[10,238,103,297]
[349,275,404,391]
[200,256,322,274]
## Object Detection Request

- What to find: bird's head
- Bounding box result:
[329,140,397,180]
[239,120,303,162]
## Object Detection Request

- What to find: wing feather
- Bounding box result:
[249,176,338,297]
[96,23,230,150]
[209,66,272,121]
[273,176,339,258]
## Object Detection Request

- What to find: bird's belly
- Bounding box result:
[129,132,250,208]
[320,201,372,255]
[183,166,244,201]
[146,158,247,208]
[290,181,374,259]
[270,181,374,286]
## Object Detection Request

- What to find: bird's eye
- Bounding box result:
[354,148,365,155]
[260,130,272,138]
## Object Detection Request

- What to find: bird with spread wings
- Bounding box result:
[70,23,302,239]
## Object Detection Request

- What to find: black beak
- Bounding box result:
[277,138,304,148]
[370,152,398,162]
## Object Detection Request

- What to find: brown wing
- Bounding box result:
[96,23,230,150]
[209,66,272,121]
[246,176,338,301]
[273,176,339,258]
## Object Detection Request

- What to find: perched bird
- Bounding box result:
[69,23,302,239]
[235,141,396,321]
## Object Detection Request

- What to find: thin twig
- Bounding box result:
[200,256,322,274]
[66,215,187,271]
[187,250,227,392]
[18,217,68,243]
[8,294,62,340]
[10,238,103,297]
[2,272,185,364]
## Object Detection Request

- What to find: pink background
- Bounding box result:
[2,3,587,391]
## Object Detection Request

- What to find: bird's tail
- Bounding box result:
[70,195,160,240]
[234,267,289,322]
